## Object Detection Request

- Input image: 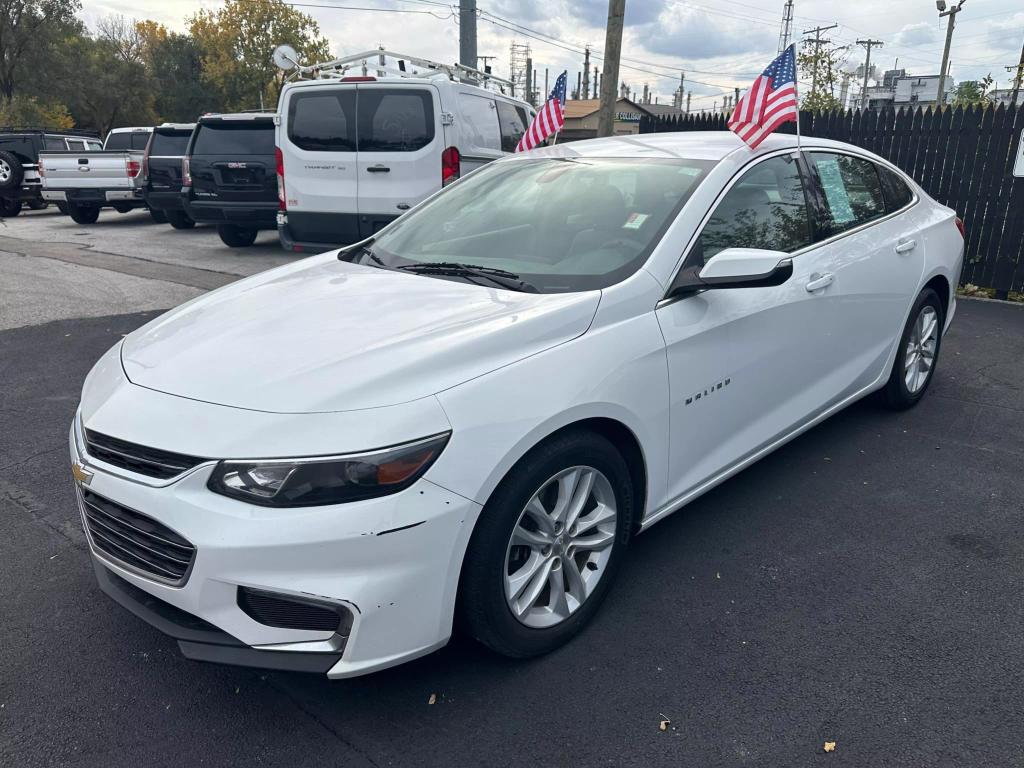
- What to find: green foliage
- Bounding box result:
[953,75,995,108]
[189,0,331,112]
[0,0,83,99]
[0,94,74,128]
[798,40,848,113]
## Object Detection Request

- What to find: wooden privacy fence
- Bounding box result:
[639,105,1024,297]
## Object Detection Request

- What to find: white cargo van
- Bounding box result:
[275,50,536,252]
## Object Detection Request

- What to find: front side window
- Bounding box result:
[691,154,811,265]
[192,122,275,155]
[345,157,713,293]
[809,152,885,234]
[496,101,527,153]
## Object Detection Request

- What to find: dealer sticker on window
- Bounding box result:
[623,213,649,230]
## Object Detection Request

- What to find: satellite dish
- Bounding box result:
[272,44,300,71]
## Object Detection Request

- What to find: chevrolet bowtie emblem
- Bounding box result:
[72,462,93,486]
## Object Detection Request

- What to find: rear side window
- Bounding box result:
[496,101,527,152]
[289,90,356,151]
[192,122,275,155]
[150,131,192,155]
[358,89,433,152]
[44,137,67,150]
[692,155,812,264]
[878,165,914,212]
[104,132,150,150]
[809,153,886,234]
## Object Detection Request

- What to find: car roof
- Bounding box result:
[198,112,276,122]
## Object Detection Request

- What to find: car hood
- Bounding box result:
[121,253,600,413]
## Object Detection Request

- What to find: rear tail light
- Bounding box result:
[126,159,141,178]
[441,146,460,186]
[955,216,965,240]
[38,160,45,178]
[182,156,191,187]
[276,146,286,210]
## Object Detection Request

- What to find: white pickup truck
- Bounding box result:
[40,127,153,224]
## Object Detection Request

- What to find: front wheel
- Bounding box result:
[460,430,633,658]
[882,287,944,410]
[218,223,258,247]
[166,210,195,229]
[67,204,100,225]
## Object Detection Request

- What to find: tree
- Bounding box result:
[139,25,211,122]
[189,0,331,112]
[798,41,849,112]
[0,0,82,99]
[97,14,145,64]
[0,94,74,128]
[952,75,994,108]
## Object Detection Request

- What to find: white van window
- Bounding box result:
[288,90,357,152]
[358,89,434,152]
[496,101,527,152]
[457,92,500,152]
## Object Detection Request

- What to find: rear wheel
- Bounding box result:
[0,150,24,194]
[883,287,944,410]
[217,223,258,247]
[56,202,68,215]
[460,429,633,658]
[27,199,48,210]
[0,198,22,217]
[67,204,100,225]
[166,210,195,230]
[149,208,168,224]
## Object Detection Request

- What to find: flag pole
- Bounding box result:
[792,42,803,152]
[551,131,560,146]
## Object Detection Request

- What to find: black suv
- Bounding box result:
[0,128,102,216]
[142,123,196,228]
[182,113,277,247]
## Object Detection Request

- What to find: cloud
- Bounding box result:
[641,9,776,60]
[893,22,939,47]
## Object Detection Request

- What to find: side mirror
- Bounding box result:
[667,248,793,298]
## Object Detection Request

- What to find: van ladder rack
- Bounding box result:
[288,48,513,93]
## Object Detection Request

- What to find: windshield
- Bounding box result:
[348,157,714,293]
[105,132,150,150]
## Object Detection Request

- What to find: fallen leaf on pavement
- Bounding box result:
[428,693,437,705]
[824,741,836,753]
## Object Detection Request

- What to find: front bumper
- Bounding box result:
[70,415,481,679]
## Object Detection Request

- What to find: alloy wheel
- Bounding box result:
[904,305,939,394]
[503,466,618,629]
[0,159,10,182]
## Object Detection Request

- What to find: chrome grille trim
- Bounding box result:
[84,429,207,480]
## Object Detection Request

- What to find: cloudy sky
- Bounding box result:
[80,0,1024,108]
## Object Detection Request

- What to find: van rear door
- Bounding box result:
[280,85,360,245]
[354,83,442,237]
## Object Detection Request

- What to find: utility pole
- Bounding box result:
[477,55,496,75]
[582,46,591,102]
[803,24,839,97]
[1007,37,1024,106]
[525,57,533,106]
[937,0,966,106]
[597,0,626,138]
[857,39,883,110]
[686,92,691,114]
[459,0,477,73]
[778,0,795,55]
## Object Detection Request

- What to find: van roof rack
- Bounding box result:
[289,48,513,95]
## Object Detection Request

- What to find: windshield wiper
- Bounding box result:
[338,239,390,269]
[397,262,538,293]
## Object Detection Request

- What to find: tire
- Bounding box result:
[67,204,100,225]
[460,429,634,658]
[166,210,195,230]
[0,150,24,193]
[149,208,168,224]
[112,203,133,214]
[0,198,22,217]
[27,199,48,210]
[882,287,944,410]
[217,223,258,247]
[56,202,68,215]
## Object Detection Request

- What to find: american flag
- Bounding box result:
[516,71,567,152]
[728,44,799,150]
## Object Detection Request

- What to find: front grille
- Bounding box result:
[85,429,206,480]
[80,489,196,585]
[237,587,347,633]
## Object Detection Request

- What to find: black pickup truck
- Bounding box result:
[182,113,277,247]
[143,123,196,227]
[0,128,102,216]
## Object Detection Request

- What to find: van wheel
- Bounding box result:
[166,210,195,230]
[460,429,633,658]
[0,198,22,217]
[149,209,168,224]
[218,223,258,247]
[67,204,100,224]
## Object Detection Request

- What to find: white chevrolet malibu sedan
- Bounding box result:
[71,132,963,678]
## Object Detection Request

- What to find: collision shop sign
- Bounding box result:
[1015,129,1024,178]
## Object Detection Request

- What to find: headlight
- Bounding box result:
[207,432,450,507]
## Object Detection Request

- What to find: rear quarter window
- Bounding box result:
[878,165,914,212]
[288,89,356,152]
[44,137,67,151]
[193,122,275,155]
[358,89,434,152]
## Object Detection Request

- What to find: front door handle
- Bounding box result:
[366,165,390,173]
[895,239,917,254]
[805,272,834,292]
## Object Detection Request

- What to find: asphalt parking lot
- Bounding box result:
[2,208,1023,767]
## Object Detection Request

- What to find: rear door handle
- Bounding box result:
[895,239,917,254]
[805,272,834,292]
[366,165,390,173]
